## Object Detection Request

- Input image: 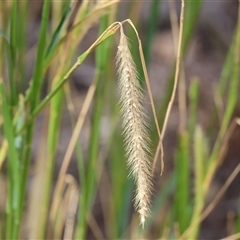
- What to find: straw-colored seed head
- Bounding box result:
[116,26,152,226]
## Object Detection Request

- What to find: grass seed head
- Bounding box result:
[116,25,153,226]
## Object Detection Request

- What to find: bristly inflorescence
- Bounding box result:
[116,25,152,227]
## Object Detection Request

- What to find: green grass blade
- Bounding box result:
[174,131,190,233]
[101,66,132,238]
[236,202,240,236]
[141,172,176,234]
[20,0,51,225]
[0,29,11,79]
[45,0,73,58]
[17,1,28,92]
[29,1,51,111]
[219,39,239,139]
[96,16,112,70]
[208,21,240,169]
[109,130,134,238]
[118,179,134,238]
[208,31,236,135]
[182,0,203,55]
[39,85,64,238]
[87,9,114,215]
[188,126,207,239]
[38,1,74,236]
[218,33,235,97]
[9,0,18,105]
[77,15,114,239]
[0,1,10,78]
[188,78,199,138]
[76,72,102,240]
[64,83,86,222]
[0,82,20,238]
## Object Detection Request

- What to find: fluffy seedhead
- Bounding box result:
[116,25,152,226]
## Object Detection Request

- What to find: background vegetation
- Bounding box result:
[0,0,240,239]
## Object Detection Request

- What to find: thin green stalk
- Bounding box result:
[208,31,236,135]
[109,130,133,238]
[6,197,12,239]
[39,70,64,236]
[77,15,113,239]
[104,57,132,238]
[45,0,73,59]
[20,0,51,223]
[117,179,134,238]
[188,126,206,239]
[219,36,239,139]
[76,71,103,239]
[9,0,17,105]
[174,131,190,233]
[188,79,199,138]
[0,82,20,238]
[30,61,79,120]
[18,1,28,91]
[41,87,63,238]
[207,15,240,173]
[0,1,3,77]
[218,33,235,97]
[29,1,51,111]
[38,1,73,236]
[82,71,109,238]
[182,0,203,55]
[52,4,91,236]
[236,202,240,236]
[64,83,86,239]
[70,7,95,233]
[141,173,176,234]
[72,114,86,239]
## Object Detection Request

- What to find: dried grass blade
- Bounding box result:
[153,0,185,174]
[124,19,164,175]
